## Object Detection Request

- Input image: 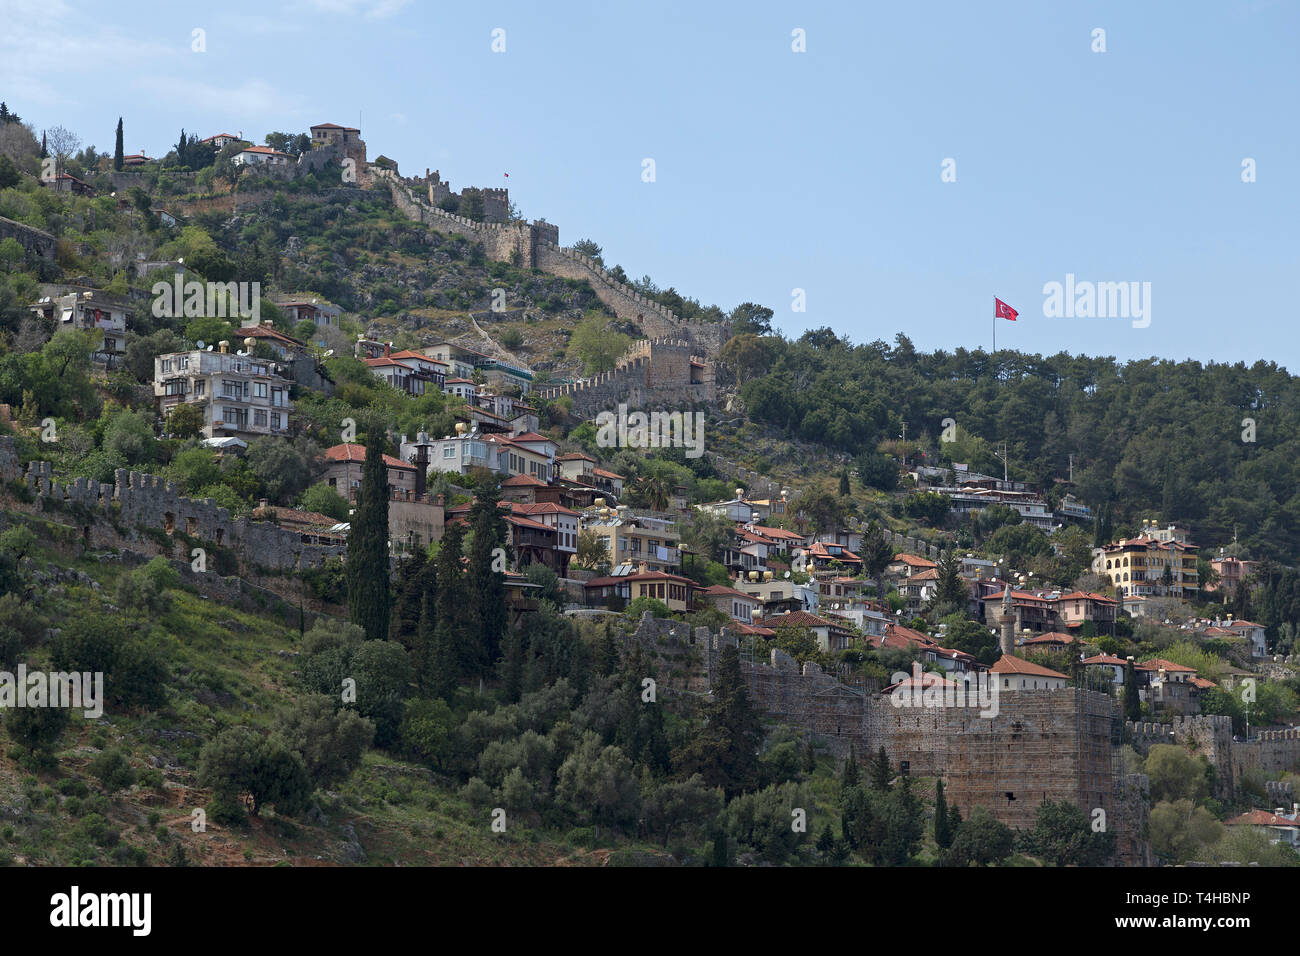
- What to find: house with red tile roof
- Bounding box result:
[233,145,293,167]
[760,609,859,652]
[1135,659,1203,714]
[701,584,763,624]
[584,570,698,612]
[990,654,1069,691]
[1225,809,1300,848]
[323,443,417,501]
[887,553,938,576]
[1081,653,1130,686]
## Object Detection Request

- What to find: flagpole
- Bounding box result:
[992,303,996,354]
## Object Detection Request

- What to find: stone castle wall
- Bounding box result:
[0,440,343,572]
[1126,716,1236,798]
[0,215,56,261]
[534,338,716,417]
[1232,728,1300,777]
[627,615,1144,856]
[372,167,729,356]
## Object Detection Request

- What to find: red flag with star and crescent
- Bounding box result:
[995,297,1018,321]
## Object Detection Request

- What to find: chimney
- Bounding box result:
[262,319,272,327]
[384,342,391,357]
[436,493,445,507]
[258,498,268,510]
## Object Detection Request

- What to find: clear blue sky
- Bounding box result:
[4,0,1297,367]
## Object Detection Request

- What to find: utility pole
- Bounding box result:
[994,441,1009,483]
[900,421,907,469]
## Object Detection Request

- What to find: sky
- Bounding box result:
[3,0,1297,369]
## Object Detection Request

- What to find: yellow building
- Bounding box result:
[1092,520,1198,600]
[581,508,681,573]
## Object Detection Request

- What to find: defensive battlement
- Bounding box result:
[0,439,344,573]
[372,165,730,355]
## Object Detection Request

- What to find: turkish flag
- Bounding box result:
[995,297,1018,321]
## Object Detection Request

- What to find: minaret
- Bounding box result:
[999,579,1016,656]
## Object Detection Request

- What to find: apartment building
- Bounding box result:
[581,509,681,574]
[1093,520,1199,599]
[32,291,130,364]
[154,345,292,439]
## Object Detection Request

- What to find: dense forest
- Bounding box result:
[725,322,1300,563]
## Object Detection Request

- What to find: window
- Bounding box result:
[195,380,205,396]
[254,409,267,427]
[161,359,172,372]
[271,412,282,431]
[253,382,268,399]
[443,446,455,459]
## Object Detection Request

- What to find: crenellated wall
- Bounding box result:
[1,440,344,572]
[534,338,716,416]
[624,614,1145,860]
[372,166,729,356]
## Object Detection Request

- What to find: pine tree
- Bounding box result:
[465,481,509,682]
[933,549,965,609]
[499,625,527,703]
[674,645,762,797]
[614,643,670,773]
[113,117,124,171]
[860,521,893,599]
[816,822,837,861]
[597,623,621,675]
[934,779,952,848]
[346,427,392,640]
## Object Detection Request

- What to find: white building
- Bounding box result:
[31,291,130,363]
[155,345,292,439]
[232,146,293,167]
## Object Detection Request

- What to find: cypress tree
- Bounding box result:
[934,779,952,848]
[841,744,860,788]
[392,549,436,687]
[839,469,850,496]
[345,427,392,640]
[1123,659,1141,721]
[465,481,509,682]
[433,522,468,693]
[113,117,124,171]
[869,746,891,791]
[710,829,728,867]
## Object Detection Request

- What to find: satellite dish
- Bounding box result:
[196,340,205,349]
